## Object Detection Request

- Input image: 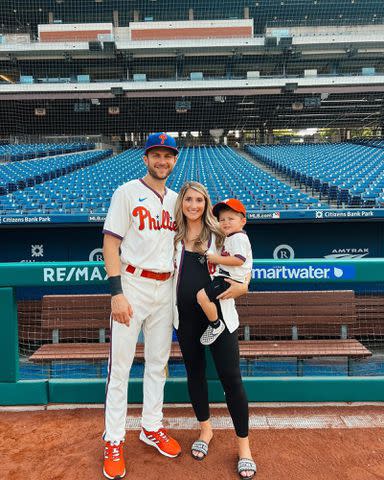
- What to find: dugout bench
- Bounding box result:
[29,290,371,376]
[236,290,371,375]
[29,294,182,376]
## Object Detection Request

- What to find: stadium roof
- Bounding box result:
[0,1,383,135]
[1,0,384,34]
[0,90,382,136]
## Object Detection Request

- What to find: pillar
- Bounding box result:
[113,10,119,27]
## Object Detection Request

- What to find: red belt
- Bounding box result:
[126,264,172,281]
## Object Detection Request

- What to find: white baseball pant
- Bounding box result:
[103,272,173,443]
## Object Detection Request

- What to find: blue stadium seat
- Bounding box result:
[0,145,328,215]
[245,143,384,208]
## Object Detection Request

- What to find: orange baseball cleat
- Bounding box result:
[103,441,126,479]
[140,427,181,458]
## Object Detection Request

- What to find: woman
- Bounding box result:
[173,181,256,479]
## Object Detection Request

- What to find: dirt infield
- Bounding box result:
[1,406,384,480]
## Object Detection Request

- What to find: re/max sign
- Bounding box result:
[43,267,108,283]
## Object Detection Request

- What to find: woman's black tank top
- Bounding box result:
[177,250,211,312]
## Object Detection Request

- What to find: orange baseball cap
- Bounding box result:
[212,198,246,218]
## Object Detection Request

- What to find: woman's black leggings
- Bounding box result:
[177,308,249,438]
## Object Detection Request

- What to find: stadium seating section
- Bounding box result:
[246,143,384,208]
[168,146,326,211]
[0,142,95,162]
[0,145,329,215]
[0,149,113,213]
[4,141,384,215]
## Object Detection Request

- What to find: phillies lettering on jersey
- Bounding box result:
[103,179,178,272]
[133,206,177,231]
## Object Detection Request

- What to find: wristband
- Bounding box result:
[108,275,123,297]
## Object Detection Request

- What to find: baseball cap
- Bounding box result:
[144,132,179,155]
[212,198,246,218]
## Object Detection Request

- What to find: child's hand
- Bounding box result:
[206,252,220,264]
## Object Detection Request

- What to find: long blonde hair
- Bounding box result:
[174,181,224,253]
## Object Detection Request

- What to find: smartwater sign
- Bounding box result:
[0,260,383,288]
[42,264,355,283]
[252,264,356,281]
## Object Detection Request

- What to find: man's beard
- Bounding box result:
[147,165,171,180]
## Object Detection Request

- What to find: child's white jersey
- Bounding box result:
[213,231,253,283]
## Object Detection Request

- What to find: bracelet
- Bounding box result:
[108,275,123,297]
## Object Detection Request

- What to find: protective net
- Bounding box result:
[16,283,384,380]
[18,287,187,380]
[0,1,383,143]
[1,2,384,211]
[1,1,384,381]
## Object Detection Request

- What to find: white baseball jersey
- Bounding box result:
[213,231,253,283]
[103,178,178,272]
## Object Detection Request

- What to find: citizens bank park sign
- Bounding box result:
[1,208,384,225]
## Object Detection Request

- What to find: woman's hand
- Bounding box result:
[217,278,248,300]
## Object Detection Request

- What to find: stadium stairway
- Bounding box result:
[167,146,328,211]
[240,148,331,207]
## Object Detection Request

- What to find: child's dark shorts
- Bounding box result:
[204,276,232,302]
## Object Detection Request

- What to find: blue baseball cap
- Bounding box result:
[144,132,179,155]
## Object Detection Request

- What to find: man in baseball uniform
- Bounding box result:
[102,133,181,479]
